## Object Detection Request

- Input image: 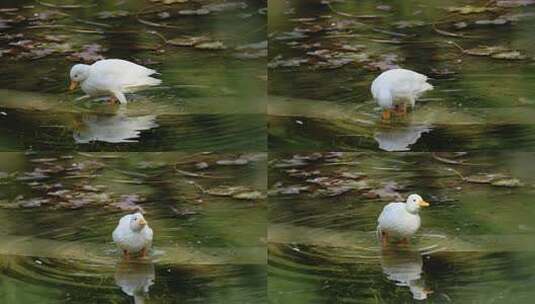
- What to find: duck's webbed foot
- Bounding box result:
[382,109,392,120]
[393,103,408,116]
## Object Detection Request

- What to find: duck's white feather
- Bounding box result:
[377,202,421,238]
[112,214,153,253]
[371,68,433,109]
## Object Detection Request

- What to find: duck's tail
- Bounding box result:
[144,76,162,86]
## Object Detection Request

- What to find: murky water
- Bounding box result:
[268,152,535,303]
[0,0,266,151]
[3,0,535,302]
[268,0,535,151]
[0,152,266,303]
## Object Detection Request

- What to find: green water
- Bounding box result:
[268,152,535,303]
[2,0,535,303]
[0,152,267,303]
[0,0,266,151]
[268,0,535,151]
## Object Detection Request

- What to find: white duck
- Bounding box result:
[377,194,430,244]
[371,68,433,120]
[113,212,153,258]
[69,59,161,104]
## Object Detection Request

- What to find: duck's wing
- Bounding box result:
[378,202,403,226]
[112,214,132,241]
[391,70,433,96]
[92,59,157,76]
[91,59,161,88]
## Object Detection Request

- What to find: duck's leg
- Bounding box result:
[140,247,148,258]
[123,250,130,260]
[108,95,117,104]
[401,102,407,116]
[381,231,389,246]
[382,109,392,120]
[112,91,128,104]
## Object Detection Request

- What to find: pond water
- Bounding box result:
[0,0,266,151]
[268,152,535,303]
[268,0,535,151]
[3,0,535,303]
[0,152,266,303]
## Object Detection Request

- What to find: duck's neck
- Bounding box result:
[405,204,419,214]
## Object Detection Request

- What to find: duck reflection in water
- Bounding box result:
[115,259,156,304]
[380,246,433,300]
[374,118,432,152]
[73,105,158,144]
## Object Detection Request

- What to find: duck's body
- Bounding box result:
[371,68,433,119]
[377,194,429,244]
[70,59,161,104]
[113,213,153,257]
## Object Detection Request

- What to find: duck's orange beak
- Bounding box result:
[418,199,430,207]
[69,80,79,91]
[138,218,147,226]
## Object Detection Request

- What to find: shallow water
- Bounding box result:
[0,0,266,151]
[268,0,535,151]
[268,152,535,303]
[0,152,267,303]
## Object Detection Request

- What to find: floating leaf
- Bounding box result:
[268,55,309,68]
[491,179,524,187]
[364,182,404,201]
[68,43,107,63]
[464,173,506,184]
[448,6,497,14]
[496,0,535,7]
[167,36,210,47]
[216,158,249,165]
[202,2,247,12]
[233,191,265,200]
[376,5,392,11]
[178,8,211,15]
[491,51,527,60]
[474,19,508,25]
[194,41,226,50]
[96,10,130,19]
[393,20,425,29]
[17,197,51,208]
[206,185,250,196]
[464,45,510,56]
[109,194,145,211]
[268,183,310,196]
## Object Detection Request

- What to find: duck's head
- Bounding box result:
[129,212,148,232]
[405,194,430,213]
[69,64,90,90]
